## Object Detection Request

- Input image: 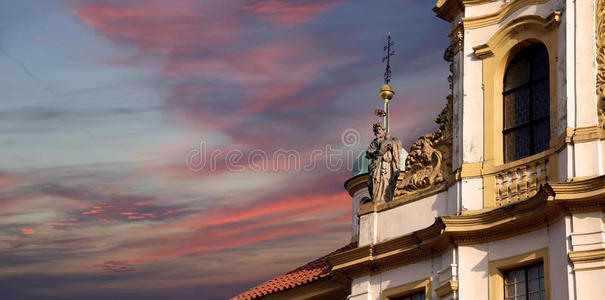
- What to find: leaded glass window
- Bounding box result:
[504,263,545,300]
[503,43,550,162]
[391,291,425,300]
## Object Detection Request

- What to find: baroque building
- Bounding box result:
[233,0,605,299]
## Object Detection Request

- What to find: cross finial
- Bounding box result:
[382,32,395,85]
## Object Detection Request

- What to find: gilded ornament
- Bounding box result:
[596,0,605,128]
[397,95,453,196]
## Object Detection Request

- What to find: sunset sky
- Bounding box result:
[0,1,450,299]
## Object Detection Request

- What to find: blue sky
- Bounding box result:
[0,1,450,299]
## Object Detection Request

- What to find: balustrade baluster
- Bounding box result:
[511,169,519,202]
[502,172,510,204]
[519,166,528,200]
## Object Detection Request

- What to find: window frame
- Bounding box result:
[488,248,550,300]
[381,278,432,300]
[502,43,551,163]
[503,262,546,299]
[472,13,561,208]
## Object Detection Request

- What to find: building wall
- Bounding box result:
[358,191,448,246]
[346,1,605,299]
[352,187,371,238]
[569,211,605,300]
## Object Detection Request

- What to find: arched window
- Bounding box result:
[503,43,550,162]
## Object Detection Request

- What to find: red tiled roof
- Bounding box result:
[231,242,357,300]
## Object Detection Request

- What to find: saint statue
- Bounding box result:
[366,123,402,203]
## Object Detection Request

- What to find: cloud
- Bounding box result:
[0,173,24,189]
[22,228,35,235]
[74,1,241,54]
[91,261,139,275]
[242,0,344,24]
[0,1,453,299]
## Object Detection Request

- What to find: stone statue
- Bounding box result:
[366,123,402,203]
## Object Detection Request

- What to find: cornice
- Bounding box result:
[344,173,368,197]
[463,0,497,5]
[462,0,551,30]
[359,181,451,216]
[434,0,463,23]
[567,126,605,144]
[435,280,458,298]
[329,176,605,278]
[472,12,561,60]
[569,248,605,266]
[434,0,499,23]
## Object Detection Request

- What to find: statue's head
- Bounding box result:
[372,123,385,138]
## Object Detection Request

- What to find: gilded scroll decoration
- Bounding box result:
[597,0,605,128]
[397,96,453,196]
[444,22,463,62]
[396,30,456,197]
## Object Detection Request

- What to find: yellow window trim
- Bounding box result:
[473,12,561,208]
[381,277,432,300]
[488,247,550,300]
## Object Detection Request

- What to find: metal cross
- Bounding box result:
[382,32,395,85]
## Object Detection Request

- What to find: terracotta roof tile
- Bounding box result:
[231,242,357,300]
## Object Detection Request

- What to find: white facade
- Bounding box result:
[338,1,605,300]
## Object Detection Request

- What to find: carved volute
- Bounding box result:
[597,0,605,128]
[395,26,459,198]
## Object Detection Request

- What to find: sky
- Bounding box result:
[0,1,450,299]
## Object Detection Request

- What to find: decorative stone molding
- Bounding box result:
[329,176,605,278]
[344,173,369,197]
[396,89,453,198]
[434,280,458,298]
[494,156,548,206]
[596,0,605,128]
[394,29,456,200]
[569,248,605,265]
[358,181,449,216]
[462,0,551,30]
[381,278,433,300]
[433,0,463,23]
[445,22,464,61]
[462,0,497,5]
[472,44,493,59]
[472,12,561,60]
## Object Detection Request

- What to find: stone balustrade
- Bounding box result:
[495,157,548,206]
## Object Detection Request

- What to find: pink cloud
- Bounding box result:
[0,173,24,189]
[243,0,344,24]
[45,222,79,226]
[136,213,350,263]
[216,196,350,237]
[173,191,347,230]
[74,1,241,53]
